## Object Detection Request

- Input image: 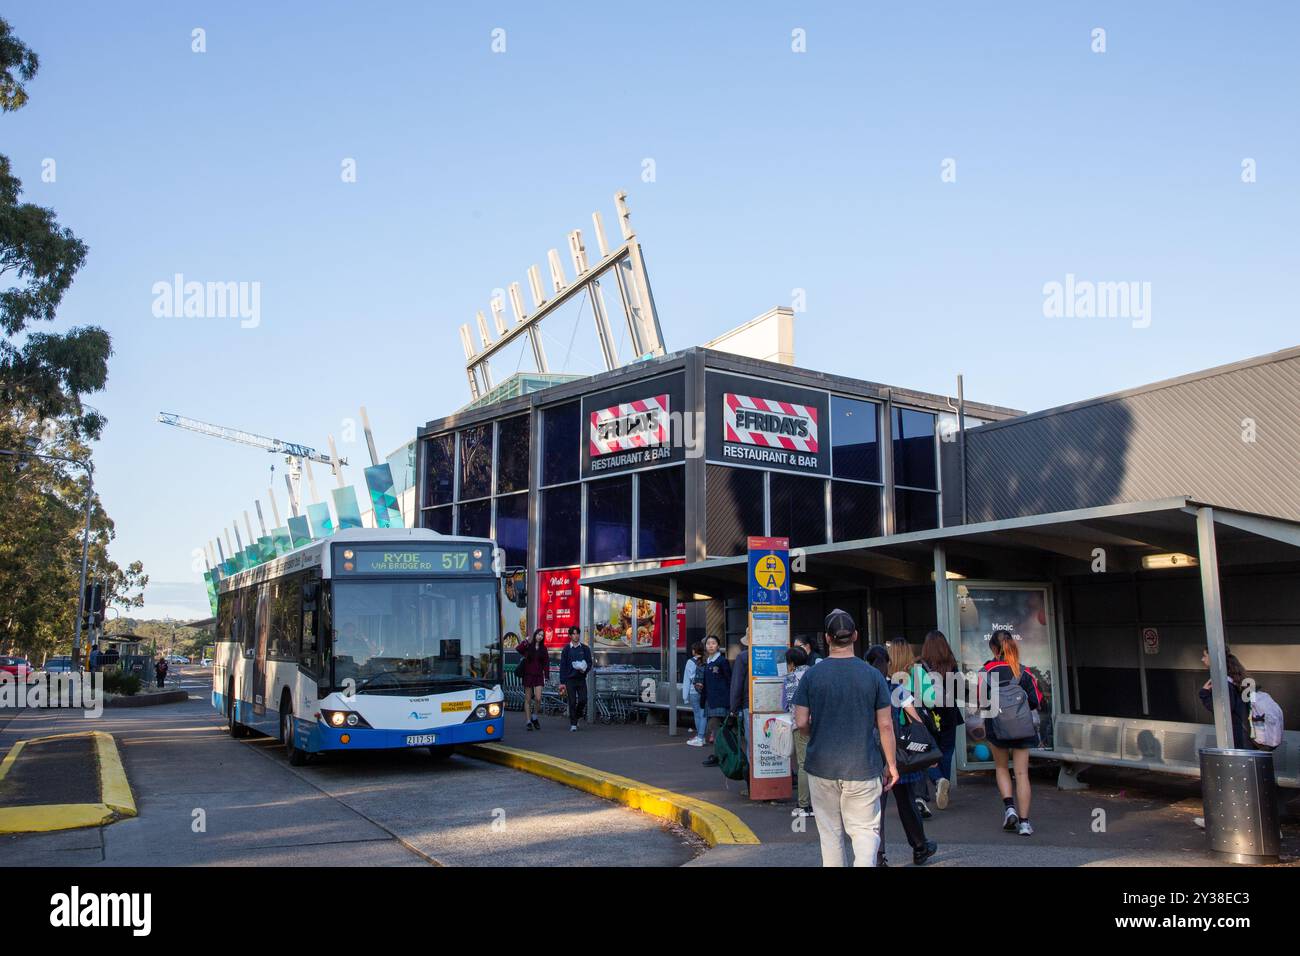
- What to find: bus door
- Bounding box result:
[253,585,270,717]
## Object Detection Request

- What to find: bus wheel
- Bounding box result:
[428,745,455,761]
[227,681,249,739]
[281,695,308,766]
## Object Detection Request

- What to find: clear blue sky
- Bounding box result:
[5,2,1297,618]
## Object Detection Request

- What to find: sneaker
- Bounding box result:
[799,805,814,818]
[1193,816,1206,830]
[913,840,938,865]
[570,724,577,732]
[876,850,889,867]
[1018,820,1034,837]
[936,778,951,810]
[686,737,705,747]
[525,722,534,731]
[703,755,719,767]
[1002,806,1020,831]
[916,798,933,819]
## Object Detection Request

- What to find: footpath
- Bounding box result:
[475,711,1298,866]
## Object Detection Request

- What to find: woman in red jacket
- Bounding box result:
[517,628,550,730]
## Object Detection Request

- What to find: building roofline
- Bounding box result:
[970,343,1300,436]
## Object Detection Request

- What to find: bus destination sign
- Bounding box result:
[335,546,487,574]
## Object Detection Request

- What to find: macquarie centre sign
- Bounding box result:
[705,371,830,476]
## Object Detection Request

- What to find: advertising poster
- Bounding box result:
[955,585,1055,761]
[537,567,582,647]
[751,713,792,779]
[706,371,830,477]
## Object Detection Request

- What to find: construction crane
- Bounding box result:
[156,411,347,513]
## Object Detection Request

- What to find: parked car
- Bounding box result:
[41,656,76,674]
[165,655,190,665]
[199,657,213,666]
[0,656,35,682]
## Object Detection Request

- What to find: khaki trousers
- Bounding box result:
[806,772,883,867]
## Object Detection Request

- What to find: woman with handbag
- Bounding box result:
[867,645,939,866]
[889,639,938,820]
[918,630,961,810]
[516,628,550,731]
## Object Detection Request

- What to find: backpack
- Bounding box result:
[714,714,749,781]
[989,670,1037,741]
[1249,691,1284,751]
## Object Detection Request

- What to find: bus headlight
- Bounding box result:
[321,709,370,729]
[474,706,488,719]
[488,702,501,717]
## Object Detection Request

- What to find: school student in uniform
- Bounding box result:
[699,635,731,767]
[983,630,1044,836]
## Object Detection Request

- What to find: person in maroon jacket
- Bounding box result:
[517,628,550,730]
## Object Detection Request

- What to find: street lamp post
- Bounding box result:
[0,449,95,667]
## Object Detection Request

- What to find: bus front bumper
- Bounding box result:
[299,717,504,753]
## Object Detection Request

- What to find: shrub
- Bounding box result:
[102,671,141,696]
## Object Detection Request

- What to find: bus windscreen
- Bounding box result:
[330,577,499,691]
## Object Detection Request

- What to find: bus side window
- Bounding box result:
[300,579,320,671]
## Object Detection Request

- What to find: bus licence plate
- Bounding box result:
[405,734,436,746]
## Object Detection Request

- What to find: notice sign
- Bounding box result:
[752,714,792,780]
[1143,627,1159,655]
[746,536,791,800]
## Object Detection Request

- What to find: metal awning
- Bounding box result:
[579,497,1300,601]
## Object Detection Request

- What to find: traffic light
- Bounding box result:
[82,582,104,629]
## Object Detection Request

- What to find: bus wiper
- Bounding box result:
[354,670,419,691]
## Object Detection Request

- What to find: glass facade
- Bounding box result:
[497,414,530,494]
[541,401,581,487]
[540,483,581,568]
[637,466,685,560]
[769,472,827,548]
[891,406,939,533]
[706,465,766,557]
[831,396,881,483]
[586,475,633,564]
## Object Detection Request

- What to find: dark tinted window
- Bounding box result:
[422,505,452,535]
[769,472,827,548]
[831,396,881,483]
[541,402,580,486]
[497,415,530,494]
[586,475,633,564]
[458,425,493,500]
[706,465,765,557]
[495,491,529,568]
[895,488,939,533]
[269,574,302,660]
[892,408,937,490]
[638,466,685,559]
[458,498,491,539]
[541,483,582,567]
[832,481,883,541]
[423,433,455,506]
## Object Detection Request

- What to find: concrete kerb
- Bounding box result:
[0,730,137,834]
[462,742,759,847]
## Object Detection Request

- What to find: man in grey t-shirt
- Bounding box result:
[793,609,899,867]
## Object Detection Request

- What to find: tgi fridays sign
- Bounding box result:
[582,373,686,477]
[706,371,830,476]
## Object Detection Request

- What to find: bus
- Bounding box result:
[212,528,506,764]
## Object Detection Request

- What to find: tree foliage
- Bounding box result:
[0,19,143,661]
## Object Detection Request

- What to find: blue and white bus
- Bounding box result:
[212,528,506,764]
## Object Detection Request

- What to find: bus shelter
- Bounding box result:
[581,496,1300,787]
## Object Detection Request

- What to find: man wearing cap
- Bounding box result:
[793,609,899,867]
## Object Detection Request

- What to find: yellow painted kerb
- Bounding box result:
[0,730,136,834]
[463,742,759,847]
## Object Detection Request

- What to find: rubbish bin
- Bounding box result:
[1199,747,1280,864]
